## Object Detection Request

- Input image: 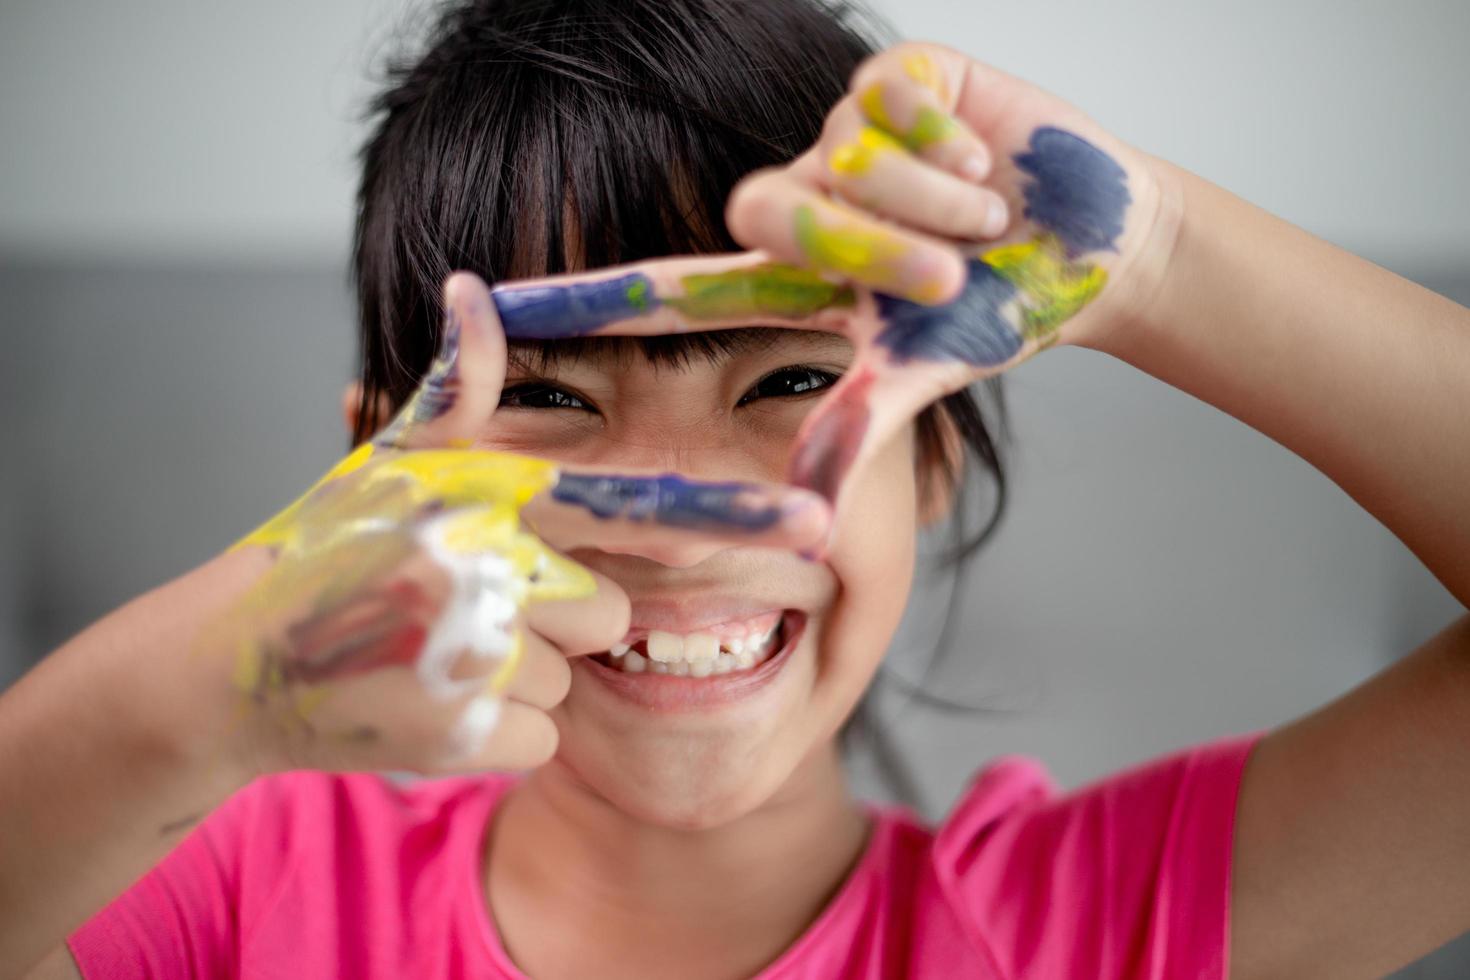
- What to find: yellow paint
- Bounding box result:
[239,442,378,550]
[858,81,959,153]
[909,279,952,305]
[829,125,905,177]
[901,51,948,101]
[242,445,592,602]
[793,202,910,285]
[223,445,597,714]
[858,83,899,135]
[982,235,1109,342]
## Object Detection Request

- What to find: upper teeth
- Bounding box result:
[640,624,778,665]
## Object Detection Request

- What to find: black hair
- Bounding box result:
[353,0,1010,807]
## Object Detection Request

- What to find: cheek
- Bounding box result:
[814,426,919,707]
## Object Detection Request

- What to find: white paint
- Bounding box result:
[415,509,520,701]
[445,695,502,762]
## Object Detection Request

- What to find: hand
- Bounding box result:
[470,42,1169,513]
[207,273,833,776]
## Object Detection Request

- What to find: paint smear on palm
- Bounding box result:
[230,442,830,708]
[790,126,1132,508]
[229,445,591,714]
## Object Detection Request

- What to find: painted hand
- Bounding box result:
[476,42,1164,514]
[207,273,832,775]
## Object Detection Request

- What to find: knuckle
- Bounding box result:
[848,49,892,93]
[525,713,560,766]
[725,168,783,241]
[818,103,853,145]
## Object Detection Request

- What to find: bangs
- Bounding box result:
[354,0,882,426]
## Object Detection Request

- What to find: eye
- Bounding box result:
[498,382,595,412]
[737,366,839,406]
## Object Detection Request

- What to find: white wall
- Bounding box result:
[2,1,1469,268]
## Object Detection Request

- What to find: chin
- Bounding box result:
[555,727,806,831]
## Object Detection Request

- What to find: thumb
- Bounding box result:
[376,271,507,450]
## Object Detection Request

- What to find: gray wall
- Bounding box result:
[3,1,1467,975]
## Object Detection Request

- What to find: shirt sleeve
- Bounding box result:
[932,732,1265,980]
[65,775,282,980]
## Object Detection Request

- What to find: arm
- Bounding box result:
[1096,160,1470,979]
[0,271,826,978]
[719,37,1470,975]
[0,553,262,978]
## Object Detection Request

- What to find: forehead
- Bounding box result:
[506,328,852,374]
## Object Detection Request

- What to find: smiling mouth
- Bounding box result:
[588,610,801,677]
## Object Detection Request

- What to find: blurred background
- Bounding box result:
[2,0,1467,974]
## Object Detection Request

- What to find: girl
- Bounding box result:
[5,1,1469,977]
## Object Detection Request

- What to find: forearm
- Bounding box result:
[0,552,261,976]
[1091,158,1470,606]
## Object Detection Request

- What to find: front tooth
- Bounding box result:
[647,631,683,663]
[689,659,713,677]
[649,660,670,675]
[669,661,690,677]
[623,650,647,673]
[685,632,719,662]
[610,641,630,658]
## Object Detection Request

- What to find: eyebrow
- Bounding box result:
[506,328,850,374]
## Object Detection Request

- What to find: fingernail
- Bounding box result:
[983,197,1010,237]
[959,153,989,183]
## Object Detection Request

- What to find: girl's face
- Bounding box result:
[481,329,921,828]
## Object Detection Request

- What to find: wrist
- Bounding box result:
[102,549,275,795]
[1070,149,1190,358]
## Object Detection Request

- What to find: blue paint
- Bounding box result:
[874,259,1024,366]
[1014,127,1130,257]
[492,272,660,339]
[552,473,782,531]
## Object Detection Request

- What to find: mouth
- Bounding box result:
[579,610,807,710]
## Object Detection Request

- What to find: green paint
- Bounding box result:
[905,106,959,151]
[664,262,856,320]
[624,277,652,312]
[983,233,1108,346]
[791,204,907,283]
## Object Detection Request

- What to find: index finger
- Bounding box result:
[525,466,832,559]
[489,251,869,341]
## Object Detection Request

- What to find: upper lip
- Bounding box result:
[567,549,835,642]
[622,598,790,637]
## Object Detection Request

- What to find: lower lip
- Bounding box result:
[575,612,806,712]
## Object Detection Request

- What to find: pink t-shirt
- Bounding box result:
[69,732,1261,979]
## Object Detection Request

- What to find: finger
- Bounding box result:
[815,102,1009,241]
[435,699,559,772]
[500,630,574,709]
[726,167,966,305]
[523,566,630,657]
[523,466,832,557]
[376,271,508,450]
[787,356,975,514]
[849,46,991,180]
[489,251,862,340]
[788,260,1039,513]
